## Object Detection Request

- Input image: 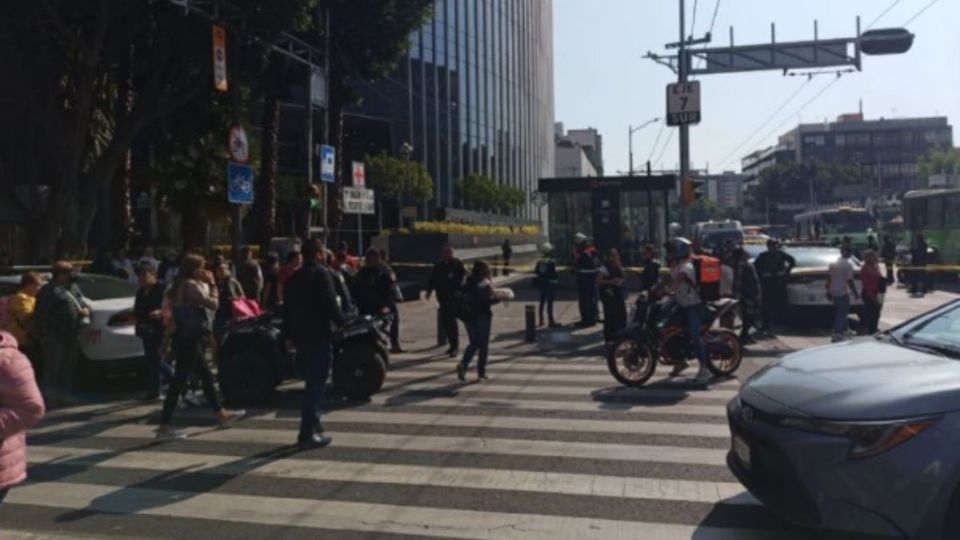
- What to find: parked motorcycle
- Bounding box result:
[606,293,742,387]
[218,311,390,404]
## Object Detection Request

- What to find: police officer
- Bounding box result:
[753,239,795,333]
[573,233,599,327]
[426,243,467,357]
[352,248,403,352]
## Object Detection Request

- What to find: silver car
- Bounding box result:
[727,299,960,538]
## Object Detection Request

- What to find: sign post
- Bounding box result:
[666,81,701,126]
[344,186,374,254]
[212,25,228,92]
[227,162,254,204]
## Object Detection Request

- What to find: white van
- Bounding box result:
[694,220,744,254]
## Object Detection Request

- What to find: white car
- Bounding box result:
[745,246,864,313]
[0,273,144,374]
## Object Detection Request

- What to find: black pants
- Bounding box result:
[883,259,895,283]
[601,294,627,342]
[740,312,756,341]
[759,281,786,329]
[577,276,597,326]
[161,335,222,424]
[388,303,400,348]
[862,298,882,334]
[910,266,927,294]
[538,287,556,324]
[438,301,460,350]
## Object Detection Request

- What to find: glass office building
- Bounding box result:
[352,0,555,222]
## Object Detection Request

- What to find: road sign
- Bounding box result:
[212,25,228,92]
[227,125,249,163]
[227,162,254,204]
[351,161,365,187]
[666,81,701,126]
[320,144,335,183]
[343,187,375,215]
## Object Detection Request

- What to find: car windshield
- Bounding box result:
[77,274,138,300]
[824,211,872,233]
[701,230,744,251]
[890,303,960,358]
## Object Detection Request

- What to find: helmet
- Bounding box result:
[663,237,692,263]
[541,242,554,253]
[573,233,588,246]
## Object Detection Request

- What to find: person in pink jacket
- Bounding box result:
[0,330,45,502]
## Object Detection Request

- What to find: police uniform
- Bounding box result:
[574,245,599,326]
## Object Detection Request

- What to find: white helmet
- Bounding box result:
[541,242,554,253]
[573,233,588,245]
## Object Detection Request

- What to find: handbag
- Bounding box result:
[230,298,262,320]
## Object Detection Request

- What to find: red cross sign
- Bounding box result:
[352,161,365,187]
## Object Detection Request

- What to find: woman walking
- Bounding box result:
[457,261,501,382]
[156,255,244,440]
[597,249,628,343]
[860,250,885,335]
[0,330,45,503]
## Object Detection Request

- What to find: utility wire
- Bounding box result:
[646,121,666,163]
[902,0,940,27]
[654,128,675,170]
[689,0,699,38]
[865,0,904,30]
[706,0,721,35]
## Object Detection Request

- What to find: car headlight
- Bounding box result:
[778,417,938,459]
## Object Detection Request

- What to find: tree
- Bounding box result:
[917,146,960,178]
[364,153,433,227]
[455,175,526,216]
[745,161,860,215]
[687,198,725,224]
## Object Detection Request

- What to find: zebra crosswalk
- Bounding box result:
[1,353,811,539]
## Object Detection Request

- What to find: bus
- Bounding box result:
[793,207,877,248]
[903,189,960,265]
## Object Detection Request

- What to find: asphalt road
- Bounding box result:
[2,283,956,539]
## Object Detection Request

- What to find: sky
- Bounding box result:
[553,0,960,175]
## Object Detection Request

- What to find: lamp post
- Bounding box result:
[628,117,661,176]
[399,142,414,228]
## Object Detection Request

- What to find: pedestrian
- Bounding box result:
[881,235,897,284]
[572,233,599,327]
[826,245,860,342]
[158,249,180,286]
[0,330,46,504]
[134,267,174,401]
[425,243,467,357]
[260,252,281,310]
[731,247,762,345]
[33,261,90,407]
[379,248,404,351]
[352,248,403,352]
[235,247,263,301]
[212,262,245,345]
[909,233,928,296]
[155,255,244,440]
[597,249,627,343]
[534,243,560,327]
[664,238,711,385]
[276,249,303,305]
[4,272,42,360]
[333,241,358,272]
[112,248,137,283]
[639,244,661,292]
[501,238,512,276]
[137,246,160,275]
[753,239,795,333]
[456,261,502,382]
[860,250,885,335]
[283,238,344,449]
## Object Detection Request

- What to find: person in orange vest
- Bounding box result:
[664,238,712,386]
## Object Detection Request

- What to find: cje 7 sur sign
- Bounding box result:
[666,81,701,126]
[343,186,375,215]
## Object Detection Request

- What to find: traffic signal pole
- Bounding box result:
[677,0,691,235]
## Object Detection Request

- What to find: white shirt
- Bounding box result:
[828,257,856,297]
[671,261,700,307]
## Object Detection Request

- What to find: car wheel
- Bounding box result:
[333,346,387,400]
[218,348,277,406]
[606,337,656,387]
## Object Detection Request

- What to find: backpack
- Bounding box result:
[691,255,721,302]
[456,286,476,322]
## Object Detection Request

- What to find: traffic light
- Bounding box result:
[309,183,322,209]
[681,177,701,207]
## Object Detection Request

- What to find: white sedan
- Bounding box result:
[0,273,144,374]
[746,246,864,313]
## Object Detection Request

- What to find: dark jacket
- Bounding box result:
[283,263,344,345]
[881,240,897,261]
[640,259,661,291]
[34,282,87,342]
[427,258,466,304]
[534,257,559,289]
[352,264,397,316]
[134,284,165,338]
[463,276,499,318]
[236,259,263,300]
[754,251,796,281]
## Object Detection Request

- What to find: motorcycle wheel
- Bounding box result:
[606,337,656,387]
[219,348,278,405]
[333,345,387,400]
[705,330,742,377]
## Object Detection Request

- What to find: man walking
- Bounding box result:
[425,244,467,357]
[353,248,403,352]
[235,247,263,301]
[572,233,599,327]
[881,235,897,284]
[283,239,344,449]
[34,261,90,406]
[826,245,859,342]
[753,239,795,333]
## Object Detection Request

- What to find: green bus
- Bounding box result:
[793,206,877,248]
[903,189,960,265]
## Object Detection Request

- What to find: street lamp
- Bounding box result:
[628,117,661,176]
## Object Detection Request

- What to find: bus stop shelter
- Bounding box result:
[537,175,675,265]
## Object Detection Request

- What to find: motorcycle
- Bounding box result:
[606,293,742,387]
[218,310,390,404]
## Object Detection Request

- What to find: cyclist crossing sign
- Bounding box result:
[666,81,701,126]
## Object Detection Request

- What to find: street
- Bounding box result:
[1,284,956,540]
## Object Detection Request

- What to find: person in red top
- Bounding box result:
[276,249,303,305]
[859,250,885,335]
[332,241,358,272]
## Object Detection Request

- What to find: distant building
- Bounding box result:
[560,127,603,174]
[741,146,795,187]
[700,172,746,210]
[554,124,600,177]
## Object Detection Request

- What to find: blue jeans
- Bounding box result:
[297,343,333,441]
[682,303,708,368]
[833,294,851,334]
[538,286,556,324]
[141,334,174,394]
[461,315,492,377]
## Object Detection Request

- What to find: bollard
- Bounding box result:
[524,305,536,343]
[437,307,448,348]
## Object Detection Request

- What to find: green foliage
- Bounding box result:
[364,153,434,203]
[688,198,725,223]
[454,174,526,215]
[917,146,960,178]
[746,161,860,212]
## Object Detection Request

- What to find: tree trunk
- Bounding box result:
[113,44,135,250]
[256,85,280,254]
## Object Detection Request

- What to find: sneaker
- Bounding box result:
[538,320,545,328]
[156,426,187,441]
[390,345,406,354]
[478,375,489,382]
[669,361,690,377]
[182,391,204,407]
[692,367,712,386]
[831,334,845,343]
[297,434,333,450]
[446,348,458,358]
[456,364,466,382]
[217,409,247,427]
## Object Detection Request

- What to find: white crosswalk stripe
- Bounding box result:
[4,354,801,539]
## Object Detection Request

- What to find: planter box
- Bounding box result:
[375,233,545,263]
